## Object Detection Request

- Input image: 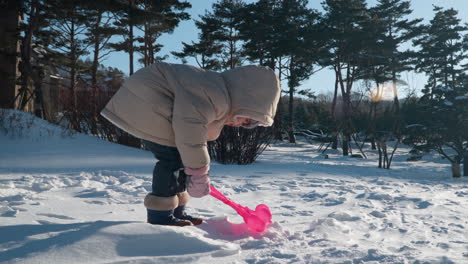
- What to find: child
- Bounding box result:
[101,62,281,226]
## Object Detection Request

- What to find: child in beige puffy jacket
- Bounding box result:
[101,62,281,226]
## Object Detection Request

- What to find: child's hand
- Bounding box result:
[185,166,210,198]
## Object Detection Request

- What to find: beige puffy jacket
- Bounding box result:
[101,62,281,169]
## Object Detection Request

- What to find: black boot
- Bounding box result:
[147,209,193,226]
[174,205,203,226]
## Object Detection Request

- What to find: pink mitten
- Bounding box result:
[185,165,210,198]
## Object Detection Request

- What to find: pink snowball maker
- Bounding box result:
[209,185,272,233]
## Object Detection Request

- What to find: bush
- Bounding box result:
[208,126,273,164]
[58,85,141,149]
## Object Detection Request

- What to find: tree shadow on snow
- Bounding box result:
[0,220,134,263]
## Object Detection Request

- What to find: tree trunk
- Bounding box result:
[452,163,461,178]
[273,58,283,141]
[129,23,134,75]
[274,97,284,141]
[370,102,377,150]
[288,83,295,143]
[464,151,468,176]
[18,0,40,111]
[33,72,44,119]
[377,141,383,168]
[128,0,134,75]
[342,93,351,156]
[342,133,350,156]
[91,12,103,87]
[287,57,296,144]
[331,74,339,149]
[70,20,77,103]
[0,0,21,109]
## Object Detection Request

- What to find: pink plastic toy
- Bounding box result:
[209,185,272,233]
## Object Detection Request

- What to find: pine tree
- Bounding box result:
[320,0,373,155]
[110,0,146,75]
[365,0,422,95]
[136,0,190,67]
[173,0,244,69]
[358,0,422,162]
[237,0,278,68]
[172,10,223,70]
[16,0,49,116]
[209,0,245,70]
[406,6,468,177]
[45,0,91,131]
[236,0,286,140]
[82,0,122,86]
[276,0,322,143]
[414,6,467,98]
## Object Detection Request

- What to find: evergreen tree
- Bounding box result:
[135,0,190,67]
[276,0,322,143]
[404,79,468,177]
[237,0,279,68]
[82,0,122,86]
[405,6,468,177]
[209,0,245,70]
[173,0,244,70]
[414,6,467,98]
[237,0,286,140]
[172,12,223,70]
[110,0,146,75]
[47,0,90,131]
[16,0,49,116]
[45,0,91,115]
[320,0,373,155]
[358,0,422,156]
[365,0,422,94]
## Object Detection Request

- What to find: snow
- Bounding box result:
[1,110,468,264]
[455,95,468,100]
[434,87,453,92]
[444,100,454,106]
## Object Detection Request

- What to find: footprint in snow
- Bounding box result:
[85,200,108,205]
[416,201,432,209]
[369,211,386,218]
[328,212,361,222]
[75,190,110,198]
[322,197,346,206]
[298,210,314,216]
[301,191,328,202]
[0,206,17,217]
[37,213,75,220]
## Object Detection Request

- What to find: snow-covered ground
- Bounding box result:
[1,110,467,264]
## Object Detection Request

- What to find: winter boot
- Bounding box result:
[144,193,192,226]
[175,192,204,226]
[146,209,193,226]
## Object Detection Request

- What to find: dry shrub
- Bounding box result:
[208,126,273,164]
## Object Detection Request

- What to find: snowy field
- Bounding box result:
[0,110,467,264]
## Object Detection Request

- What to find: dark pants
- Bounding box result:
[144,141,188,197]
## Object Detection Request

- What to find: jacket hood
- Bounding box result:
[221,65,281,127]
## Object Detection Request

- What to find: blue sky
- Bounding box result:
[100,0,468,98]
